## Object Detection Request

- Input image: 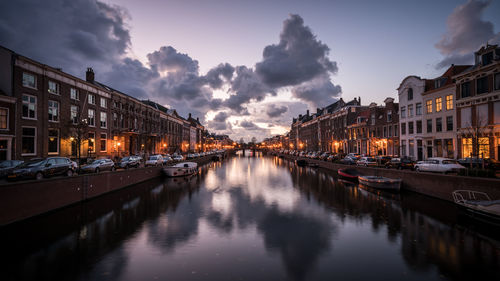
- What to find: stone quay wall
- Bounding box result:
[0,154,219,226]
[278,153,500,203]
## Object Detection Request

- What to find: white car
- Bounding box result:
[414,157,465,174]
[145,155,163,167]
[356,157,377,167]
[172,155,184,161]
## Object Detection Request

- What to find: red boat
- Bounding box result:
[337,168,362,182]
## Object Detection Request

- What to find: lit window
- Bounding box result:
[48,81,59,94]
[436,98,442,112]
[22,72,36,89]
[48,100,59,122]
[446,95,453,110]
[22,95,36,119]
[426,100,432,113]
[100,133,107,152]
[0,108,8,129]
[88,132,95,153]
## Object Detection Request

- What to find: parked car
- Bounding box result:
[385,157,415,170]
[340,156,357,165]
[172,155,184,161]
[356,157,377,167]
[375,156,392,165]
[0,160,24,179]
[118,156,141,169]
[80,159,116,173]
[457,158,500,170]
[414,157,466,174]
[7,157,74,180]
[145,155,163,167]
[162,155,173,165]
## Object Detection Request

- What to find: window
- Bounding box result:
[394,124,398,136]
[495,73,500,91]
[427,119,432,133]
[0,108,8,130]
[460,107,472,128]
[70,88,79,100]
[387,110,392,122]
[388,125,392,137]
[476,104,488,125]
[495,102,500,124]
[48,100,59,122]
[48,129,59,154]
[401,106,406,118]
[113,113,118,127]
[88,109,95,126]
[408,104,413,117]
[426,100,432,113]
[88,132,95,153]
[71,105,79,124]
[22,127,36,155]
[401,140,406,156]
[371,114,375,125]
[100,98,107,108]
[100,112,107,128]
[22,72,36,89]
[408,121,414,134]
[461,82,471,98]
[436,117,442,132]
[435,98,442,112]
[22,95,36,119]
[383,126,387,137]
[446,116,453,131]
[477,77,488,94]
[446,95,453,110]
[409,140,414,157]
[100,133,107,152]
[416,103,422,115]
[416,120,422,134]
[408,88,413,101]
[48,81,59,94]
[482,52,493,66]
[88,94,95,105]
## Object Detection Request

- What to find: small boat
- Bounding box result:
[358,175,402,191]
[337,168,362,182]
[452,190,500,222]
[163,162,198,177]
[296,159,308,167]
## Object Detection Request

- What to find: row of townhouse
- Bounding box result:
[283,44,500,161]
[0,45,207,161]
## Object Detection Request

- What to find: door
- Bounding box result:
[46,159,57,176]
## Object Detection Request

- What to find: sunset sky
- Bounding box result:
[1,0,499,141]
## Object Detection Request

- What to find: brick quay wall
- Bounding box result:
[278,153,500,203]
[0,154,219,226]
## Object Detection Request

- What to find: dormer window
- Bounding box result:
[482,52,493,66]
[407,88,413,101]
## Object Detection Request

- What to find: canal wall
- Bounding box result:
[0,154,220,226]
[278,154,500,202]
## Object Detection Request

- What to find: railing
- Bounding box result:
[452,190,491,203]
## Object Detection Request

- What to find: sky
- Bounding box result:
[1,0,499,141]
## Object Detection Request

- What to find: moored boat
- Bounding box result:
[452,190,500,223]
[358,175,402,191]
[337,168,362,182]
[163,162,198,177]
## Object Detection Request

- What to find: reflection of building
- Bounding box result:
[421,65,470,159]
[454,44,500,160]
[0,45,207,161]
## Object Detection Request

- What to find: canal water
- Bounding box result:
[1,153,499,281]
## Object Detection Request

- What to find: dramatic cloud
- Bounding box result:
[0,0,131,76]
[256,14,338,88]
[239,120,261,130]
[435,0,500,68]
[291,75,342,109]
[102,58,158,99]
[204,63,235,89]
[213,111,230,122]
[266,104,288,118]
[147,46,199,74]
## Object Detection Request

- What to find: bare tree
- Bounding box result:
[61,116,90,165]
[459,115,489,168]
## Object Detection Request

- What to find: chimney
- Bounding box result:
[317,108,320,113]
[86,67,94,82]
[197,117,199,122]
[358,96,361,105]
[188,113,192,119]
[306,110,309,116]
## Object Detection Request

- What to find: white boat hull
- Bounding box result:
[358,176,402,191]
[163,162,198,177]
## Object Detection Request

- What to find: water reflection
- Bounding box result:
[0,155,499,281]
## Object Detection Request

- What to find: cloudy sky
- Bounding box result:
[1,0,499,141]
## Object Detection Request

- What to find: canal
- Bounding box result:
[1,153,499,281]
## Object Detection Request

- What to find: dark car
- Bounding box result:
[457,158,500,170]
[375,156,392,166]
[7,157,74,181]
[0,160,24,179]
[117,156,141,169]
[340,156,357,165]
[385,157,415,170]
[80,159,116,173]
